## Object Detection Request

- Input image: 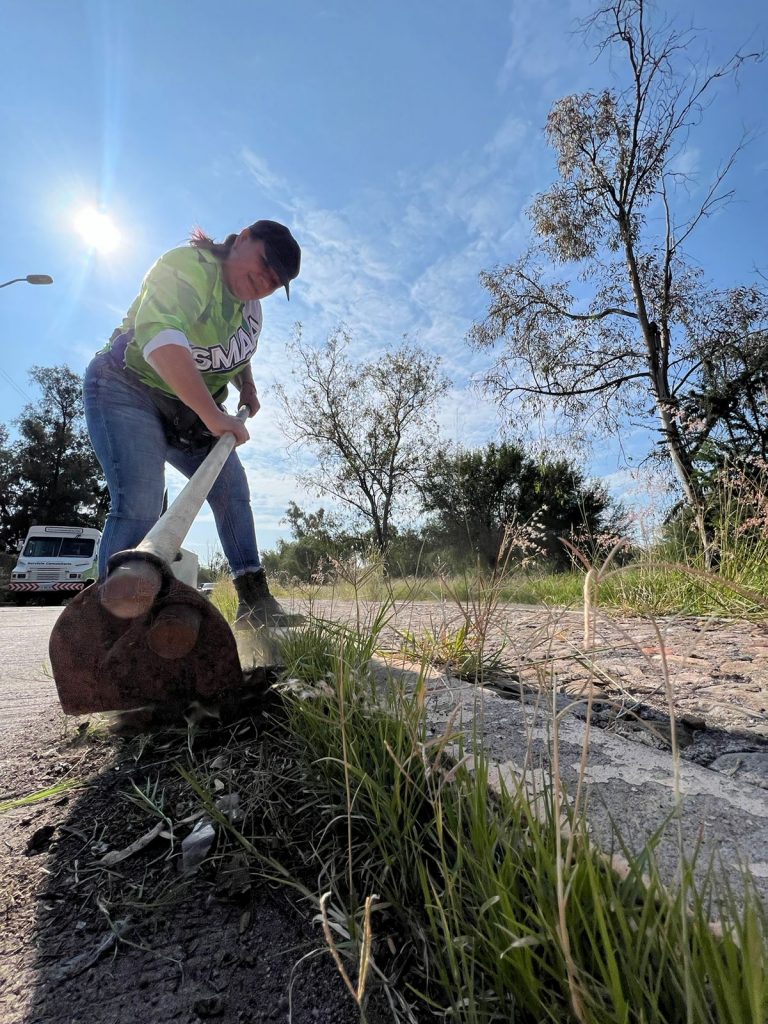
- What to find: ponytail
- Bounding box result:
[188,227,238,260]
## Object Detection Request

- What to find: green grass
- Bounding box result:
[208,576,239,620]
[398,622,505,682]
[212,461,768,620]
[596,562,768,617]
[295,570,586,608]
[213,560,768,621]
[0,778,85,814]
[213,571,586,618]
[177,612,768,1024]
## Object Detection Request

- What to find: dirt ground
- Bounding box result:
[0,606,388,1024]
[1,599,767,1024]
[0,713,389,1024]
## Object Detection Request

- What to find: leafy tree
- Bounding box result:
[692,311,768,470]
[383,526,446,578]
[198,547,231,583]
[283,501,345,546]
[468,0,765,564]
[264,504,455,581]
[421,442,624,570]
[0,426,14,539]
[1,365,108,550]
[261,502,369,582]
[275,327,450,560]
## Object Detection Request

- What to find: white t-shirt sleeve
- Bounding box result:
[144,328,192,369]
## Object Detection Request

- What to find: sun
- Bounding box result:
[74,207,120,253]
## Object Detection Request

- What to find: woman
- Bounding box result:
[83,219,301,627]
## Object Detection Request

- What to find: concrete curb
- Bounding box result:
[413,666,768,902]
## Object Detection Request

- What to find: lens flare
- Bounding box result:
[74,207,120,253]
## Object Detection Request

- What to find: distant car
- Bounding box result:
[199,582,216,598]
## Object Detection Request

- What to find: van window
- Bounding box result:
[23,538,62,557]
[60,538,96,558]
[21,537,96,558]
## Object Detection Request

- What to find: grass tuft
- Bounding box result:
[0,778,84,814]
[398,623,504,682]
[177,612,767,1024]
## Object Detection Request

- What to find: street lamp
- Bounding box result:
[0,274,54,289]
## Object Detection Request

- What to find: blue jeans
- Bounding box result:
[83,350,261,579]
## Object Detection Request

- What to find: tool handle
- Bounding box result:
[138,406,250,564]
[99,407,250,619]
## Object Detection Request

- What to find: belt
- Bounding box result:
[107,328,135,369]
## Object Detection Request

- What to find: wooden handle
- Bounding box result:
[100,407,249,619]
[138,406,250,564]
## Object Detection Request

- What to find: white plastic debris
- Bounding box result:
[215,793,242,822]
[181,819,216,874]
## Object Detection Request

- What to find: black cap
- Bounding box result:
[248,220,301,299]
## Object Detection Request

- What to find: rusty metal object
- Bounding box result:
[99,560,164,619]
[48,409,262,716]
[147,603,203,659]
[50,575,243,715]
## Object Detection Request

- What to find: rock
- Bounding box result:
[708,752,768,789]
[679,713,707,730]
[719,659,754,673]
[683,731,762,767]
[194,995,227,1017]
[25,824,56,855]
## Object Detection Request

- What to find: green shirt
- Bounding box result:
[105,246,262,397]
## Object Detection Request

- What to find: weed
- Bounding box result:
[115,526,768,1019]
[0,778,85,814]
[399,623,504,682]
[175,612,767,1023]
[210,577,238,621]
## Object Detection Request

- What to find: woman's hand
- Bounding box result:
[238,381,260,417]
[204,409,250,446]
[146,346,251,445]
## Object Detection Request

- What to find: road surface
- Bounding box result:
[0,606,66,754]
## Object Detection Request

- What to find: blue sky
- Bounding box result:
[1,0,766,562]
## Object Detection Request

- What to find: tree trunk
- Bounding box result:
[621,220,715,567]
[654,397,715,567]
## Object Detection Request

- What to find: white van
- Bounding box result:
[8,525,101,603]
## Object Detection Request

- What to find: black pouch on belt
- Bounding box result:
[147,386,229,456]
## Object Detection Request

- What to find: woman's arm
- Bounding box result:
[147,345,250,445]
[232,364,260,417]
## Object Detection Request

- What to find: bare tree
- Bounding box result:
[275,327,450,558]
[469,0,766,563]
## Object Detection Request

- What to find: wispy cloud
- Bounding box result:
[669,146,702,181]
[241,149,294,211]
[239,117,549,463]
[498,0,590,93]
[240,122,549,418]
[434,386,504,449]
[230,36,654,538]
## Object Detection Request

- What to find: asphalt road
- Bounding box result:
[0,606,64,734]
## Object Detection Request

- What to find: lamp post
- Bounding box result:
[0,274,54,289]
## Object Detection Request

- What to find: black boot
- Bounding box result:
[233,569,304,629]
